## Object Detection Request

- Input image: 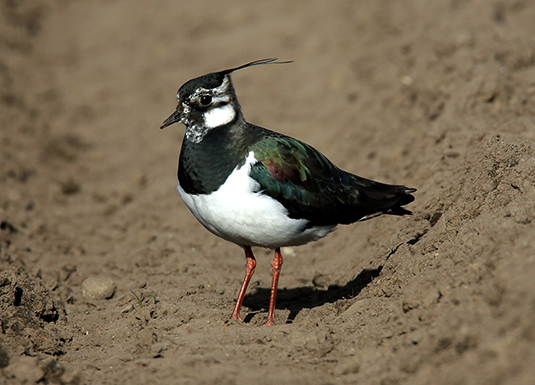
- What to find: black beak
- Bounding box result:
[160,108,182,129]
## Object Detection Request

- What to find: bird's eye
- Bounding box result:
[200,95,212,106]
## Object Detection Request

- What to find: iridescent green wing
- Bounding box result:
[249,133,414,226]
[249,135,353,225]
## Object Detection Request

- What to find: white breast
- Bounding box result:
[177,152,336,248]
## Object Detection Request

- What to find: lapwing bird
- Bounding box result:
[161,58,416,325]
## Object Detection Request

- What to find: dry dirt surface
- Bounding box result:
[2,1,535,384]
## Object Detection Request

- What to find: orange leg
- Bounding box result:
[230,246,256,321]
[264,247,283,326]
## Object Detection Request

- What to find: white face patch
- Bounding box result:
[179,75,238,143]
[203,103,236,128]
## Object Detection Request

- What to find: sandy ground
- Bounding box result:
[1,0,535,384]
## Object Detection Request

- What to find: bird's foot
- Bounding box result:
[229,312,243,322]
[262,317,276,326]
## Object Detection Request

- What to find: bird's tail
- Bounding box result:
[349,175,416,222]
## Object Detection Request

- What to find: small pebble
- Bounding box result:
[82,276,116,300]
[312,273,331,288]
[281,247,296,257]
[4,356,44,383]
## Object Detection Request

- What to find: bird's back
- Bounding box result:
[247,125,415,226]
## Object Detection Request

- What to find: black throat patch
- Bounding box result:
[178,124,249,195]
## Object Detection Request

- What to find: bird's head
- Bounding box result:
[160,58,292,143]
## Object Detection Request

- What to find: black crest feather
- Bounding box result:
[222,58,293,75]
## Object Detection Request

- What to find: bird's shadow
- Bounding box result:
[242,266,382,324]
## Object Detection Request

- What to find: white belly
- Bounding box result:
[177,152,336,248]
